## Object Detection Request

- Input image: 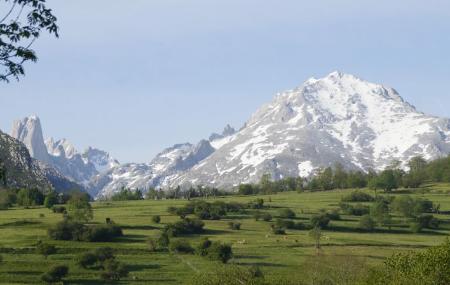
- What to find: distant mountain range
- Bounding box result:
[7,72,450,198]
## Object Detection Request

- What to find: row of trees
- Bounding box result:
[238,156,438,195]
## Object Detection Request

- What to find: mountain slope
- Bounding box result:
[168,72,450,189]
[0,131,52,191]
[11,116,119,188]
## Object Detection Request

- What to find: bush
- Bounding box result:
[152,215,161,224]
[310,214,331,229]
[41,265,69,283]
[77,252,98,269]
[196,238,212,256]
[262,213,273,222]
[44,192,58,209]
[48,221,123,242]
[368,240,450,285]
[164,218,205,237]
[326,209,341,221]
[271,225,286,235]
[169,239,195,254]
[278,208,296,219]
[52,206,66,214]
[36,242,57,259]
[359,215,376,231]
[157,232,170,248]
[248,199,264,209]
[275,219,295,229]
[85,225,123,242]
[76,247,115,269]
[147,238,158,252]
[342,191,374,202]
[207,242,233,263]
[100,259,129,281]
[340,202,370,216]
[228,222,241,230]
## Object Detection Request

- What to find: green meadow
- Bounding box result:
[1,184,450,284]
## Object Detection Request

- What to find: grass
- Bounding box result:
[1,183,450,284]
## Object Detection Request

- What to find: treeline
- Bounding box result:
[239,155,449,195]
[107,155,450,200]
[0,188,89,210]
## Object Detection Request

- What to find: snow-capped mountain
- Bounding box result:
[10,72,450,198]
[11,116,119,189]
[92,139,217,198]
[168,72,450,189]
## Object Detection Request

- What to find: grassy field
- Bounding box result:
[1,184,450,284]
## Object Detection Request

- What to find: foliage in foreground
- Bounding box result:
[369,239,450,285]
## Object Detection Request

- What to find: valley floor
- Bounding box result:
[1,184,450,284]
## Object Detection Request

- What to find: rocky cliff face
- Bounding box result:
[11,116,119,192]
[0,131,52,191]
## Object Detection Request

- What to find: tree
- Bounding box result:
[259,174,273,194]
[100,259,129,281]
[359,215,376,231]
[404,156,427,188]
[36,241,57,259]
[40,265,68,283]
[67,195,93,222]
[309,227,322,254]
[333,163,348,189]
[376,170,399,192]
[1,0,59,82]
[44,191,58,209]
[317,167,334,190]
[17,188,44,206]
[207,242,233,263]
[370,200,391,227]
[0,163,6,186]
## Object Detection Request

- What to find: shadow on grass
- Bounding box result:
[202,229,230,235]
[0,220,42,228]
[116,234,147,243]
[234,255,267,260]
[327,225,447,236]
[128,263,161,271]
[237,261,286,268]
[121,225,159,231]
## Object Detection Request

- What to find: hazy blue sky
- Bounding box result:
[1,0,449,163]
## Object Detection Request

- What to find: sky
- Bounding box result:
[1,0,450,163]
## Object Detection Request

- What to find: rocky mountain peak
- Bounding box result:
[11,116,50,163]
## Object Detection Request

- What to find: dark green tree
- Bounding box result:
[1,0,59,82]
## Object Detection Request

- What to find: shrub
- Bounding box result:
[278,208,296,219]
[169,239,195,254]
[158,232,170,249]
[147,238,158,252]
[36,242,57,259]
[100,259,129,281]
[248,199,264,209]
[228,222,241,230]
[196,238,212,256]
[326,209,341,221]
[52,206,66,214]
[207,242,233,263]
[271,225,286,235]
[93,247,115,263]
[41,265,69,283]
[152,215,161,224]
[342,191,374,202]
[44,192,58,209]
[262,213,273,222]
[368,240,450,285]
[340,202,370,216]
[275,219,295,229]
[76,252,99,269]
[85,225,123,242]
[310,214,331,229]
[164,218,205,237]
[359,215,376,231]
[48,221,123,242]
